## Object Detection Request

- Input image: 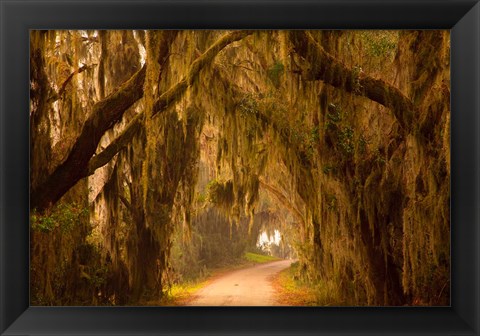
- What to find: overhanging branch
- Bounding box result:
[48,64,97,103]
[290,31,415,132]
[152,30,254,115]
[259,179,306,227]
[87,31,254,177]
[31,31,253,211]
[31,65,147,211]
[87,115,143,175]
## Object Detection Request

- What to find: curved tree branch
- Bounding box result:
[31,65,147,211]
[48,64,97,103]
[31,30,253,211]
[152,30,254,115]
[119,194,132,212]
[87,115,143,175]
[259,179,306,227]
[87,31,254,177]
[290,31,415,132]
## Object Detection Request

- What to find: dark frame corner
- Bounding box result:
[1,0,479,335]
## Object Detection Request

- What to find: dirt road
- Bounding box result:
[187,259,294,306]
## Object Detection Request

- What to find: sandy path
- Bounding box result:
[187,259,293,306]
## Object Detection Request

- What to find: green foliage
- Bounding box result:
[31,215,56,233]
[322,164,337,175]
[325,102,368,159]
[196,192,207,204]
[357,134,368,154]
[169,208,250,284]
[305,126,320,160]
[309,126,320,143]
[88,264,110,288]
[325,103,343,129]
[206,179,234,207]
[325,193,338,212]
[351,66,364,94]
[162,279,209,305]
[267,61,285,87]
[360,31,398,58]
[238,94,260,118]
[374,148,386,164]
[31,202,89,233]
[338,126,355,156]
[244,252,280,263]
[64,244,113,295]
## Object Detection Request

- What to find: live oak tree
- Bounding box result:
[30,30,450,305]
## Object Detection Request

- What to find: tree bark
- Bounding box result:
[31,30,253,212]
[31,66,146,211]
[87,115,143,175]
[89,31,254,175]
[290,31,415,132]
[48,64,96,103]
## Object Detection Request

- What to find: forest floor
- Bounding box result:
[184,259,294,306]
[271,262,320,306]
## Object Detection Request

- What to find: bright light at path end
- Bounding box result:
[257,230,281,246]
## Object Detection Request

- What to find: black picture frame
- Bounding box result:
[1,0,479,335]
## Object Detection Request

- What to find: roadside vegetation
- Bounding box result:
[244,252,280,264]
[30,30,450,306]
[273,262,329,306]
[162,251,281,305]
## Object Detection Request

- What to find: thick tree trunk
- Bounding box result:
[31,30,253,212]
[359,208,404,305]
[31,66,146,211]
[30,32,54,193]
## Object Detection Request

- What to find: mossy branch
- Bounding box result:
[152,30,253,115]
[88,31,254,176]
[290,31,415,132]
[259,179,306,227]
[87,115,143,175]
[31,65,146,212]
[31,31,253,212]
[119,194,132,212]
[48,63,97,103]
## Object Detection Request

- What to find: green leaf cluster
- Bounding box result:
[31,203,88,233]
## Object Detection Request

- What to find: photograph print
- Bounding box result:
[30,30,450,306]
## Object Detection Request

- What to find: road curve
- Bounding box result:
[187,259,294,306]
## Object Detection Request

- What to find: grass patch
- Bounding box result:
[160,280,209,306]
[271,262,319,306]
[243,252,280,264]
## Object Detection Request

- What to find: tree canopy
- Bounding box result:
[30,30,450,306]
